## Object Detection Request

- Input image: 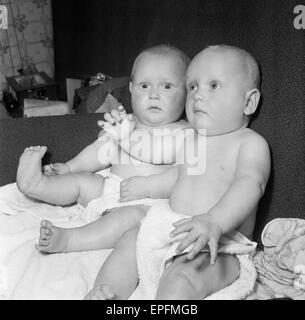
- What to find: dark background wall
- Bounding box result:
[52,0,305,243]
[52,0,163,98]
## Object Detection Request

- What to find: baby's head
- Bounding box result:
[185,45,261,136]
[130,45,190,126]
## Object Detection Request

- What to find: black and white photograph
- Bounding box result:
[0,0,304,306]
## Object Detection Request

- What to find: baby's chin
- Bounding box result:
[138,116,178,127]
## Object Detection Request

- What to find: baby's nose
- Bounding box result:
[149,88,160,99]
[193,90,205,102]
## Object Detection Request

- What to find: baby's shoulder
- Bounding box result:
[238,128,270,158]
[239,128,268,146]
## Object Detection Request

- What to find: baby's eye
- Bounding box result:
[188,83,197,91]
[163,83,173,89]
[210,82,220,90]
[140,83,149,89]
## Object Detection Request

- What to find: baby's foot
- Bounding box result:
[16,145,47,196]
[35,220,73,253]
[84,284,115,300]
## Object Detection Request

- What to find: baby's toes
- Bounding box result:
[39,231,51,240]
[38,237,51,246]
[102,285,115,299]
[41,219,54,229]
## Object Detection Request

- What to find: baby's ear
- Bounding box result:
[244,89,260,116]
[129,82,133,93]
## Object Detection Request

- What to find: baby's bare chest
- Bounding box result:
[170,141,240,214]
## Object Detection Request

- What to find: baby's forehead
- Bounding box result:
[187,49,247,78]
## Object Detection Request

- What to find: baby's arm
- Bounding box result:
[120,166,179,202]
[207,134,270,233]
[171,133,271,263]
[44,107,133,175]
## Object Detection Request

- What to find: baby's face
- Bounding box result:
[185,49,249,136]
[130,53,186,126]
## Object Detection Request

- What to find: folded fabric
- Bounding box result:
[253,218,305,299]
[81,168,159,223]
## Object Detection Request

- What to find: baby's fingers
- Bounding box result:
[173,218,192,227]
[187,237,207,260]
[104,112,116,125]
[110,109,123,123]
[119,189,133,202]
[117,105,128,120]
[43,164,52,175]
[98,120,115,132]
[208,236,219,265]
[170,220,192,237]
[176,232,198,254]
[120,179,129,188]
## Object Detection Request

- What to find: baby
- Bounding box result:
[16,44,191,252]
[85,45,271,300]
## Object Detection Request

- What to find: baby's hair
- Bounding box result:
[204,45,261,90]
[130,44,191,81]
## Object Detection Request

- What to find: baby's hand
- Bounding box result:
[43,163,70,175]
[119,176,149,202]
[170,214,222,264]
[97,105,136,141]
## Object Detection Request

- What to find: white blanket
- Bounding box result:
[0,183,111,300]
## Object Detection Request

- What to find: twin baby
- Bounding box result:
[16,44,270,300]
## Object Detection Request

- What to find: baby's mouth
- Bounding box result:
[193,107,207,115]
[148,106,162,111]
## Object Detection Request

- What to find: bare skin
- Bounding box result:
[16,146,105,207]
[84,227,139,300]
[35,205,147,253]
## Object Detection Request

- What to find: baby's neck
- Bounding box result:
[135,117,187,132]
[197,123,249,138]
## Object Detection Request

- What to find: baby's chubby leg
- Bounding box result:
[36,205,147,253]
[85,227,139,300]
[156,252,240,300]
[16,145,104,206]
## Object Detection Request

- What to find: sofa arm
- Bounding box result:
[0,113,104,186]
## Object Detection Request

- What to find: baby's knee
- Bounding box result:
[77,173,105,205]
[128,206,147,221]
[157,260,200,297]
[117,205,147,224]
[115,227,139,250]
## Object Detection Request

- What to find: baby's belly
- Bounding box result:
[169,179,256,239]
[110,163,171,179]
[169,177,229,216]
